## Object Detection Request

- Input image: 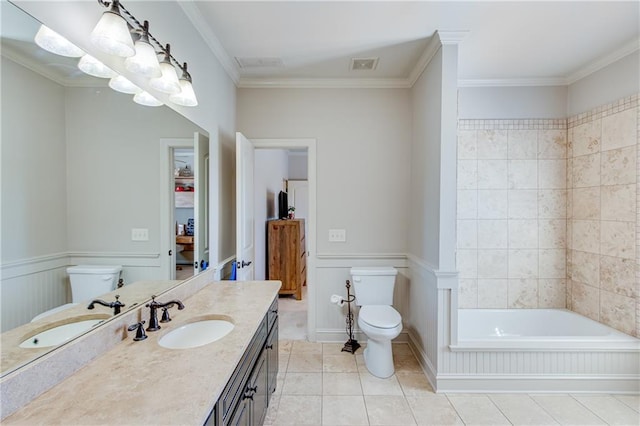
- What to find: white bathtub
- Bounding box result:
[452,309,640,351]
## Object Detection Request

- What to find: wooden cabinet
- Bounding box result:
[267,219,306,300]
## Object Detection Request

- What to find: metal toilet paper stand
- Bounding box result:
[341,280,360,354]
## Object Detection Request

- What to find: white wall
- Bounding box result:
[459,86,568,119]
[567,50,640,116]
[254,149,288,280]
[288,151,308,180]
[1,57,68,262]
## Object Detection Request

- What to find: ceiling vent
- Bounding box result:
[350,57,378,71]
[235,57,284,68]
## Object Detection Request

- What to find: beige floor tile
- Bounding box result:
[278,351,290,373]
[281,372,322,395]
[613,394,640,412]
[489,394,558,425]
[530,395,606,425]
[279,339,293,354]
[287,352,323,372]
[274,395,322,425]
[291,340,323,354]
[264,393,281,425]
[393,353,423,373]
[396,372,435,397]
[406,396,464,426]
[447,395,510,426]
[572,395,640,426]
[359,371,404,396]
[324,354,359,373]
[322,395,369,425]
[274,372,286,395]
[392,343,414,357]
[323,343,347,353]
[364,395,417,425]
[323,372,363,395]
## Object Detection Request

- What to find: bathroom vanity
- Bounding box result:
[3,279,281,425]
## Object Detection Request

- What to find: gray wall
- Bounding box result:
[459,86,568,119]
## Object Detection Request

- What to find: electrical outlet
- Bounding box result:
[131,228,149,241]
[328,229,346,242]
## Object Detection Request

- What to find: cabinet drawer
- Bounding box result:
[267,298,278,330]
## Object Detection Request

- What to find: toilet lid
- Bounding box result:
[359,305,401,329]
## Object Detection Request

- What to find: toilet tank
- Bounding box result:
[350,266,397,306]
[67,265,122,302]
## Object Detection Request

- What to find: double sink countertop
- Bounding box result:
[4,280,281,425]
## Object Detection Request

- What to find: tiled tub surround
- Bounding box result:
[456,119,568,310]
[567,94,639,337]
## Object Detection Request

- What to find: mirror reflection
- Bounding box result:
[0,0,207,377]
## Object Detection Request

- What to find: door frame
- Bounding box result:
[253,138,317,342]
[160,138,194,280]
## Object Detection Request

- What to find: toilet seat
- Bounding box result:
[359,305,401,329]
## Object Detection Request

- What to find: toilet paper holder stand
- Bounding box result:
[341,280,360,354]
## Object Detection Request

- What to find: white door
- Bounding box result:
[194,132,209,274]
[235,132,255,280]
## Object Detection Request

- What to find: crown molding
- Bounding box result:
[457,77,568,87]
[435,30,470,45]
[565,38,639,85]
[238,77,411,89]
[178,0,240,85]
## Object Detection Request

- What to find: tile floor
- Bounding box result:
[266,340,640,426]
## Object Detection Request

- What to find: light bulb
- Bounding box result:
[149,45,181,94]
[124,21,161,78]
[169,63,198,106]
[90,0,135,57]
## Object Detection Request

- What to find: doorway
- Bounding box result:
[253,139,317,342]
[174,149,195,280]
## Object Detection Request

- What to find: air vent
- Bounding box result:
[350,57,378,71]
[235,57,284,68]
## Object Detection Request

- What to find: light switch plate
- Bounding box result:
[329,229,346,242]
[131,228,149,241]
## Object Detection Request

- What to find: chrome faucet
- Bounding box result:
[87,295,125,315]
[145,296,185,331]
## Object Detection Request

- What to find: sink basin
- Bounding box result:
[158,320,234,349]
[20,319,106,348]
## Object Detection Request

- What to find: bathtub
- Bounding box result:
[451,309,640,351]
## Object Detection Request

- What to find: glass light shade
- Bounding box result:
[90,4,135,57]
[109,75,142,95]
[133,91,163,107]
[150,61,181,94]
[124,39,161,78]
[169,79,198,107]
[78,54,117,78]
[34,25,84,57]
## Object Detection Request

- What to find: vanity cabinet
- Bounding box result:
[267,219,306,300]
[206,297,278,426]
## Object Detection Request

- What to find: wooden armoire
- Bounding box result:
[267,219,306,300]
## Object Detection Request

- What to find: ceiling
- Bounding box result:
[182,1,640,88]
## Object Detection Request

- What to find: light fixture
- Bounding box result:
[133,90,163,107]
[124,21,161,78]
[78,54,117,78]
[90,0,135,57]
[150,44,181,94]
[109,75,142,94]
[169,63,198,107]
[34,25,84,58]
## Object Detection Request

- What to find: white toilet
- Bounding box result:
[350,266,402,378]
[32,265,122,322]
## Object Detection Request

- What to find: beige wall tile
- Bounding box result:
[508,160,538,189]
[539,159,567,189]
[508,279,538,308]
[457,190,477,219]
[539,249,566,279]
[457,220,478,249]
[477,250,508,278]
[566,158,574,188]
[477,130,508,159]
[538,279,566,308]
[601,184,636,222]
[600,290,637,336]
[457,249,477,278]
[477,219,508,248]
[601,108,637,151]
[571,120,602,157]
[571,220,600,254]
[508,219,538,248]
[601,145,637,185]
[573,153,600,187]
[569,250,600,287]
[571,281,600,321]
[478,279,508,308]
[538,129,567,159]
[539,219,566,249]
[600,256,637,298]
[478,159,508,189]
[572,187,600,220]
[508,190,538,219]
[457,159,478,189]
[478,189,508,219]
[538,189,566,218]
[508,249,538,278]
[457,130,477,159]
[508,129,537,159]
[600,220,636,259]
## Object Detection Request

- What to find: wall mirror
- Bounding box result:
[0,0,207,377]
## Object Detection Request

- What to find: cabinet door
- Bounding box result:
[248,350,268,426]
[266,319,279,401]
[228,398,250,426]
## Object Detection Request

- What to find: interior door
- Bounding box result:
[194,132,210,274]
[235,132,255,280]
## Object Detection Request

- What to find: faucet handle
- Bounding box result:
[127,321,148,341]
[160,307,172,323]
